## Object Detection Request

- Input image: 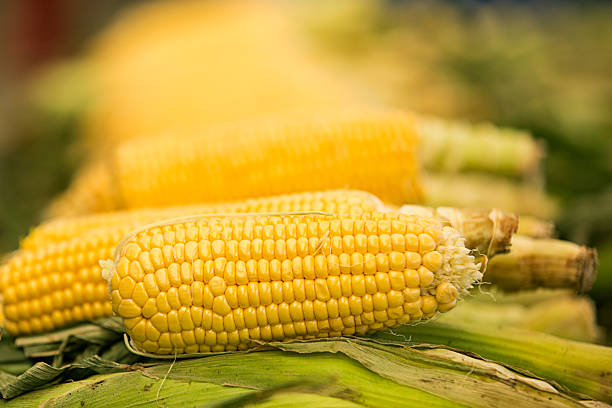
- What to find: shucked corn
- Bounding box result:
[49,109,422,217]
[2,191,381,335]
[104,212,481,355]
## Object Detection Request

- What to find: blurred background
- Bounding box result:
[0,0,611,339]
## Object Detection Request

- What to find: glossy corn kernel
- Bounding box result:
[106,212,481,355]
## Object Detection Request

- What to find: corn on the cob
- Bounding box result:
[53,110,422,216]
[485,236,598,293]
[104,211,481,355]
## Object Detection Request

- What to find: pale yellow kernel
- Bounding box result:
[202,309,213,330]
[418,266,435,287]
[132,283,149,307]
[313,255,327,278]
[236,285,249,308]
[244,307,258,329]
[301,256,314,280]
[155,292,171,314]
[171,332,186,348]
[423,251,443,272]
[143,274,160,297]
[354,234,367,254]
[181,262,194,284]
[178,285,192,306]
[266,304,280,325]
[158,333,172,348]
[376,272,393,293]
[124,243,141,261]
[372,293,388,311]
[256,306,268,326]
[167,310,182,332]
[260,282,272,306]
[421,295,438,314]
[267,281,282,304]
[130,319,147,342]
[419,233,437,253]
[118,300,141,318]
[269,259,281,281]
[282,281,295,303]
[208,276,226,297]
[212,296,232,316]
[174,243,185,263]
[178,307,194,330]
[118,276,135,299]
[289,301,304,321]
[302,300,315,321]
[363,276,377,298]
[376,254,389,273]
[258,259,270,282]
[304,320,318,335]
[314,278,330,301]
[387,290,405,308]
[373,310,388,322]
[211,240,225,258]
[304,280,316,301]
[363,294,374,313]
[438,299,458,313]
[435,282,458,304]
[389,251,406,271]
[278,303,292,323]
[312,300,327,320]
[350,275,365,296]
[361,311,375,325]
[337,253,350,275]
[142,298,158,318]
[167,264,181,287]
[167,287,181,309]
[214,258,227,278]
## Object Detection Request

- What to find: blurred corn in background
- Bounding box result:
[0,0,611,405]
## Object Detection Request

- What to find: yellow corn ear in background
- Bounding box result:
[105,212,481,354]
[50,109,423,216]
[81,0,371,151]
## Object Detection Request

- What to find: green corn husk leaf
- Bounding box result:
[3,336,591,407]
[368,321,612,403]
[439,292,603,343]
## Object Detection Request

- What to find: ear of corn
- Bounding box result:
[49,109,423,217]
[105,211,481,355]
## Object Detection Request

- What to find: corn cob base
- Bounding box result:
[104,212,481,355]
